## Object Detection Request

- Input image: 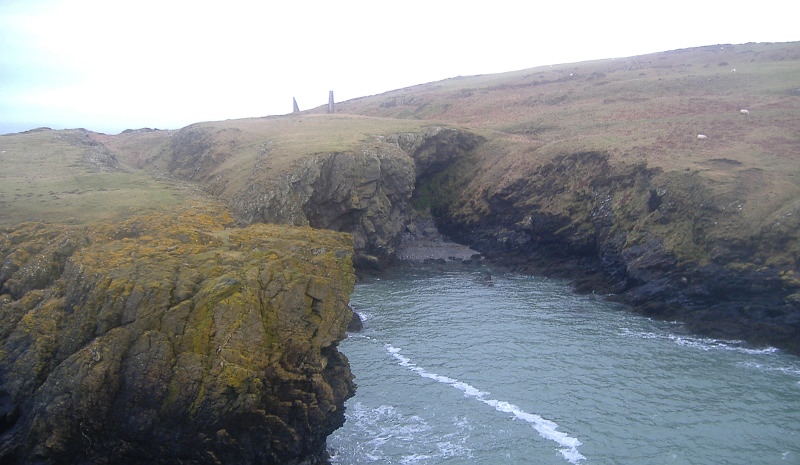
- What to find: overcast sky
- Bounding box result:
[1,0,797,135]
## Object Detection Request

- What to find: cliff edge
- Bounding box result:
[2,41,800,464]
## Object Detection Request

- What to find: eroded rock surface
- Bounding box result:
[0,205,356,464]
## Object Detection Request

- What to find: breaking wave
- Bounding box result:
[385,344,585,463]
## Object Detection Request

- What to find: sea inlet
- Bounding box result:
[329,265,800,464]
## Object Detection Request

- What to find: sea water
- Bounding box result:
[327,266,800,464]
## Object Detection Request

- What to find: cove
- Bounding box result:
[328,265,800,464]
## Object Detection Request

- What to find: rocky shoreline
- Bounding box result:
[388,227,800,357]
[396,238,480,263]
[435,193,800,357]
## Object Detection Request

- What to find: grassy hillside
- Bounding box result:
[152,115,437,200]
[0,128,188,226]
[333,43,800,156]
[8,42,796,236]
[332,42,800,182]
[3,42,798,269]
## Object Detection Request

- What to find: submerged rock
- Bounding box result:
[0,204,356,464]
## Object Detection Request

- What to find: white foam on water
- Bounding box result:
[739,361,800,381]
[667,334,779,355]
[329,402,431,463]
[329,402,473,463]
[619,328,779,355]
[436,436,472,459]
[400,453,433,464]
[385,344,586,463]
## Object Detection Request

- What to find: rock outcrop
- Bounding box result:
[0,204,356,464]
[320,41,800,355]
[164,123,483,267]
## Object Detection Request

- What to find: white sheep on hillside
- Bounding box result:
[740,109,750,115]
[697,134,708,140]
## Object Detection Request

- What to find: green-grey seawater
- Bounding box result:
[328,266,800,464]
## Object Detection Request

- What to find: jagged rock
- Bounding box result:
[0,205,356,464]
[302,149,416,257]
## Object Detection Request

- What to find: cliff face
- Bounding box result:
[0,119,487,464]
[3,41,799,464]
[163,122,483,265]
[0,205,356,464]
[429,150,800,354]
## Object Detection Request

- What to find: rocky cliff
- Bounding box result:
[0,204,356,464]
[160,120,483,267]
[427,149,800,355]
[0,119,486,464]
[95,107,800,357]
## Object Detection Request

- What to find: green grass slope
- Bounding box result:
[0,116,437,227]
[155,115,437,200]
[0,128,188,226]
